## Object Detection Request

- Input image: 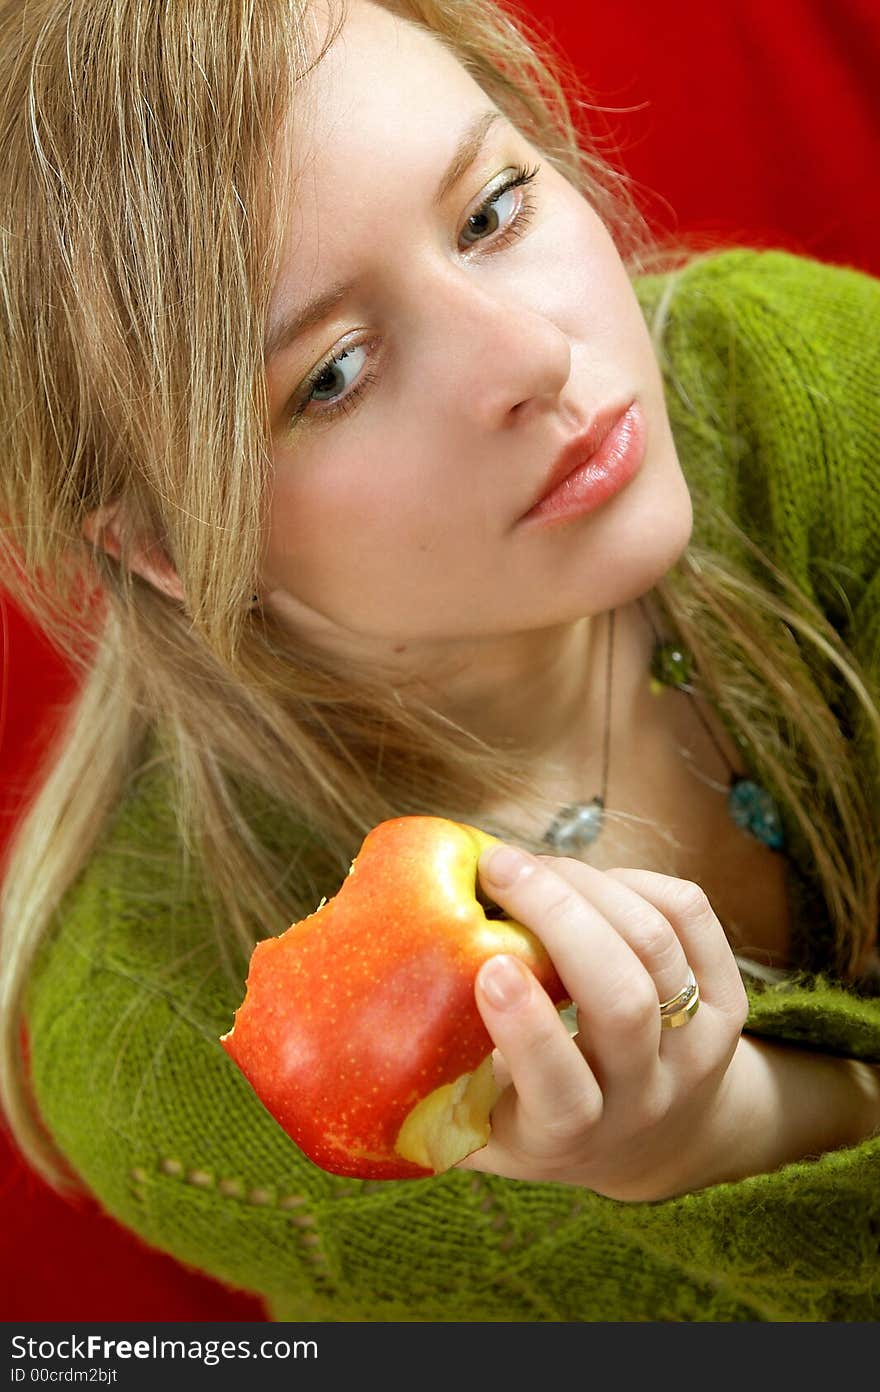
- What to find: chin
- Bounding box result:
[617,440,694,599]
[641,487,694,592]
[567,450,693,620]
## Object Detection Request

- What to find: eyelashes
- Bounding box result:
[284,162,542,430]
[291,342,380,427]
[460,161,541,251]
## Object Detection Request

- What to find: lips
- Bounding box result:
[521,401,636,519]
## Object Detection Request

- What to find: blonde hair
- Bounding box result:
[1,0,877,1193]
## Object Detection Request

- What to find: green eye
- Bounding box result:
[461,183,518,245]
[305,344,369,406]
[459,163,540,249]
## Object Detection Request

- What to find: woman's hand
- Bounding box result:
[458,845,880,1198]
[455,843,755,1199]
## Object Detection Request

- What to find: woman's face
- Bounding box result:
[262,0,692,660]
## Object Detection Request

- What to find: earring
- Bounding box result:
[249,592,260,607]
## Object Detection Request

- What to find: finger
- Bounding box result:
[533,853,690,1012]
[478,844,662,1084]
[604,867,749,1018]
[473,952,601,1155]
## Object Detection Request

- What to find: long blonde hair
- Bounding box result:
[1,0,877,1192]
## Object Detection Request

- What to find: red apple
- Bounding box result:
[220,816,570,1180]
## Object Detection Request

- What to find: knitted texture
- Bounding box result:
[25,249,880,1322]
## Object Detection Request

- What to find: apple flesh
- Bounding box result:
[220,816,569,1180]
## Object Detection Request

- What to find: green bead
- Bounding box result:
[650,640,693,689]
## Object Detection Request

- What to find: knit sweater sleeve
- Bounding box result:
[636,244,880,1040]
[645,247,880,632]
[24,249,880,1323]
[25,770,880,1323]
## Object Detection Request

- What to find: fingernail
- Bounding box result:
[479,955,530,1010]
[481,844,534,887]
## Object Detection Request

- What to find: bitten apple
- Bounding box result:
[220,816,570,1180]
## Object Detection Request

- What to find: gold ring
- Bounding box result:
[659,966,700,1029]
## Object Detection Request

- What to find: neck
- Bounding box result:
[410,599,655,791]
[269,586,657,796]
[420,616,601,760]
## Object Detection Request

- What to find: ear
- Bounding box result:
[82,502,186,604]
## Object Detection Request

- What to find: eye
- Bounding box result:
[307,342,364,403]
[459,163,540,249]
[290,339,378,423]
[283,162,541,431]
[304,342,369,406]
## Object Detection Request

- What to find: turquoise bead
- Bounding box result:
[727,777,785,850]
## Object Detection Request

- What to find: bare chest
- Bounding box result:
[585,748,794,972]
[485,689,795,974]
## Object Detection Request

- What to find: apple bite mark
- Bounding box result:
[220,816,570,1180]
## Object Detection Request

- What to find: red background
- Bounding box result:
[2,0,879,1322]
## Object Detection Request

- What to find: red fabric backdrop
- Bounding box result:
[2,0,878,1322]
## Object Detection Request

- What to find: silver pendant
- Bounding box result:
[543,797,604,853]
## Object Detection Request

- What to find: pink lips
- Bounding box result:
[520,401,646,527]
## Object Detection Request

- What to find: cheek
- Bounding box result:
[543,194,643,336]
[262,439,444,585]
[270,442,383,521]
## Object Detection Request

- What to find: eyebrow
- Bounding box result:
[433,108,504,205]
[265,108,504,362]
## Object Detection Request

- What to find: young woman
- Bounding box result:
[1,0,878,1321]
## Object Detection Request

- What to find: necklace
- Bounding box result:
[542,599,787,856]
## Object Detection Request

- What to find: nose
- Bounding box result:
[424,266,573,429]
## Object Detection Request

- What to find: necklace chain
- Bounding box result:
[542,599,787,856]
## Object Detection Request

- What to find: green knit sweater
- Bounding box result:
[26,249,880,1322]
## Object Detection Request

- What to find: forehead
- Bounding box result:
[295,1,487,171]
[273,1,492,256]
